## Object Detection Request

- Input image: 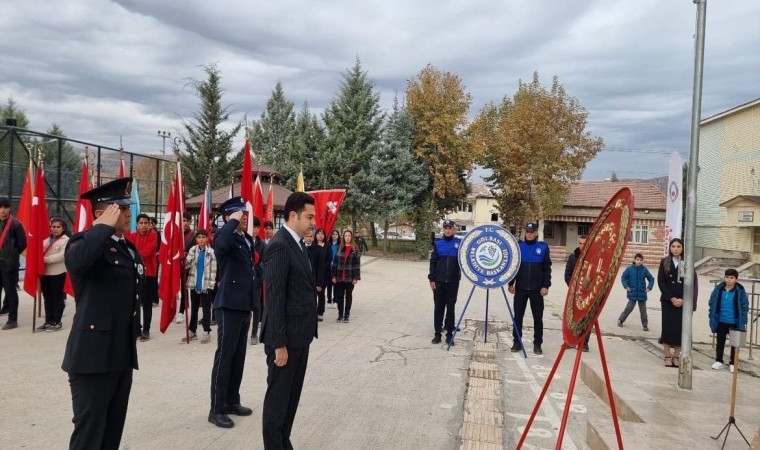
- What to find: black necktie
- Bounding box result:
[118,239,132,258]
[300,239,312,270]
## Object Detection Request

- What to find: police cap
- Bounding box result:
[219,196,246,215]
[80,177,135,206]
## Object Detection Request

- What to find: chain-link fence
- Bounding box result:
[0,126,172,226]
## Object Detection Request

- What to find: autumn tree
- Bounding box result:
[406,64,472,255]
[179,64,242,196]
[471,72,603,229]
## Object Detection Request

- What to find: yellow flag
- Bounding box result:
[296,168,305,192]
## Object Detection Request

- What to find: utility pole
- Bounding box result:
[679,0,707,390]
[157,130,171,216]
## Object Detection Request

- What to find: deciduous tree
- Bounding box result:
[471,72,603,229]
[406,64,473,214]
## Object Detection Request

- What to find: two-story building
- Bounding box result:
[446,180,667,263]
[695,98,760,262]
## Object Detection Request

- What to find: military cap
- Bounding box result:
[442,219,456,228]
[219,196,246,215]
[80,177,135,206]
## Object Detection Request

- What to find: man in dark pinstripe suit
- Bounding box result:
[261,192,318,450]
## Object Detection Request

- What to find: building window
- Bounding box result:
[577,223,590,237]
[544,222,554,239]
[458,202,473,212]
[629,224,649,244]
[491,213,498,222]
[460,226,467,231]
[753,228,760,254]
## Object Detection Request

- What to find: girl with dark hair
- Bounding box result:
[326,230,341,307]
[331,229,361,322]
[37,218,70,331]
[658,238,686,367]
[310,228,330,321]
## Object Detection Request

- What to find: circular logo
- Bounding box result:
[458,225,520,288]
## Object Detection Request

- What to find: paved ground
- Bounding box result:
[1,256,758,449]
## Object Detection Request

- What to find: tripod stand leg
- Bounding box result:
[731,420,752,446]
[595,321,624,449]
[484,289,489,343]
[501,287,527,358]
[710,420,729,440]
[516,346,568,449]
[555,343,584,450]
[447,285,476,351]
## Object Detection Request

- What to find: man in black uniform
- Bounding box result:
[62,177,143,450]
[250,215,264,345]
[208,197,258,428]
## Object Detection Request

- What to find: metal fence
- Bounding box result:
[0,126,173,225]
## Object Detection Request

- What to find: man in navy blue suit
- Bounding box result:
[208,197,259,428]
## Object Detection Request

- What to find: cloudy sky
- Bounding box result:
[2,0,758,180]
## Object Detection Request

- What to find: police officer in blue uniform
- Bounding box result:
[508,222,552,355]
[428,219,462,345]
[62,177,144,450]
[208,197,258,428]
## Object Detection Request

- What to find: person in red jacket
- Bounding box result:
[126,213,159,341]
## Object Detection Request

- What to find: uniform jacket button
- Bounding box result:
[136,294,139,300]
[89,325,95,330]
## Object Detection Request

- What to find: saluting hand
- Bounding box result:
[230,211,244,222]
[92,204,121,228]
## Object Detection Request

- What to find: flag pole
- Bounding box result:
[32,282,38,332]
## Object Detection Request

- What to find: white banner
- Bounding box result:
[664,151,683,255]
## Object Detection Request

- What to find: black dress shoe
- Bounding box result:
[224,404,253,416]
[208,412,234,428]
[431,334,442,344]
[510,343,521,352]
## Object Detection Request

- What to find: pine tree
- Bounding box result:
[290,102,326,190]
[179,64,242,196]
[322,57,384,219]
[247,81,296,174]
[0,97,30,128]
[371,97,427,251]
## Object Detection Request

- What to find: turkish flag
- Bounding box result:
[264,184,274,225]
[16,161,33,233]
[23,164,50,298]
[199,177,211,234]
[118,155,126,178]
[240,139,256,236]
[158,162,185,333]
[64,157,93,297]
[254,176,265,238]
[308,190,346,236]
[73,158,93,233]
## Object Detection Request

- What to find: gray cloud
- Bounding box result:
[1,0,758,180]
